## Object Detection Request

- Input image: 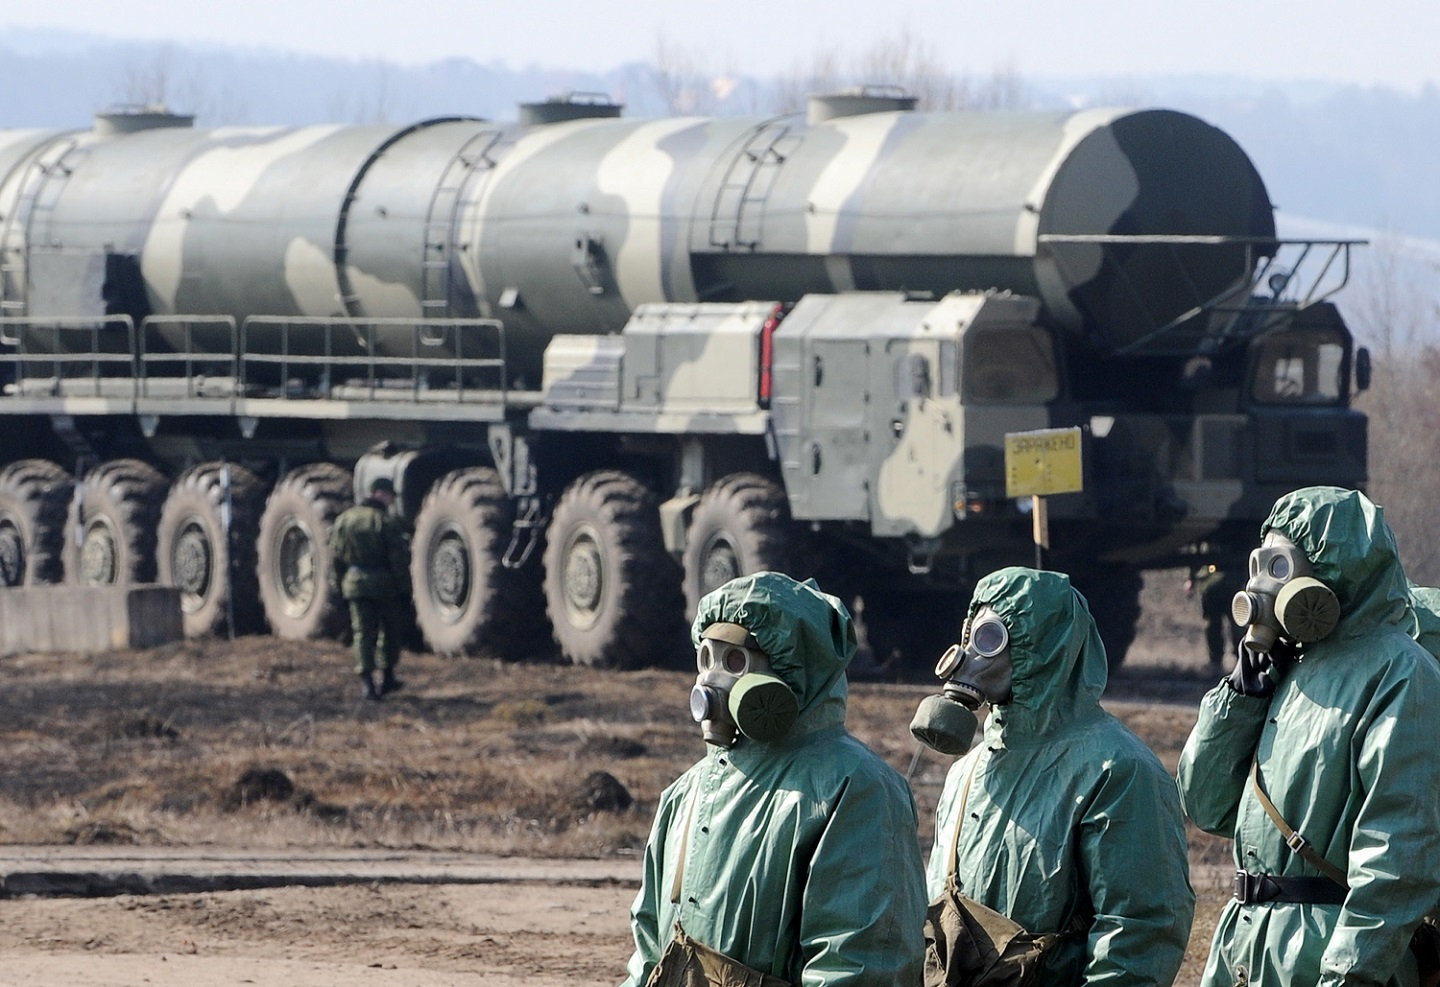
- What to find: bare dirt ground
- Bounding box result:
[0,571,1235,986]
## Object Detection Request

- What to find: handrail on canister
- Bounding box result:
[238,316,508,403]
[138,315,240,398]
[0,315,138,398]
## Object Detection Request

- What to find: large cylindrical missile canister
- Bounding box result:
[0,114,509,367]
[458,105,1275,357]
[0,102,1273,384]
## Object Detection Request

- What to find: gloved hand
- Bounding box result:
[1227,639,1297,698]
[1227,643,1273,696]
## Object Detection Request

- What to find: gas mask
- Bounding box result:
[689,623,799,748]
[1231,530,1340,652]
[910,607,1014,755]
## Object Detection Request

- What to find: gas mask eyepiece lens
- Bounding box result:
[1269,555,1292,580]
[969,617,1009,658]
[697,638,763,676]
[722,646,749,674]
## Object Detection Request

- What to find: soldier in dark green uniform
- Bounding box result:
[1186,563,1242,668]
[329,477,410,700]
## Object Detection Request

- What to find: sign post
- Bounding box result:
[1004,427,1084,570]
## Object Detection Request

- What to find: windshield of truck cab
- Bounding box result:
[1249,327,1347,405]
[964,326,1059,403]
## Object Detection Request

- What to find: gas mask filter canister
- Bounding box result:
[910,611,1012,756]
[689,623,798,748]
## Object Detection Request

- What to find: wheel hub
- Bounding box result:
[274,518,316,618]
[562,528,603,625]
[79,518,120,585]
[428,527,471,617]
[0,516,23,587]
[172,519,213,610]
[700,536,740,596]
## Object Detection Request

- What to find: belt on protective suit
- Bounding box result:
[1233,871,1348,905]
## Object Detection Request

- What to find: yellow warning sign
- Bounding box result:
[1005,427,1084,498]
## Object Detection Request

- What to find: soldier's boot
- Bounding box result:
[359,672,381,701]
[380,668,404,696]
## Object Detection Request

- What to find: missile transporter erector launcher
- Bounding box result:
[0,93,1368,669]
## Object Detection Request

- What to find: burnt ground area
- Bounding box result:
[0,570,1233,986]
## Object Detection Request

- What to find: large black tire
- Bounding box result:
[411,467,546,658]
[1072,564,1145,670]
[0,459,73,587]
[256,463,352,641]
[681,472,806,620]
[542,470,686,669]
[857,587,968,680]
[156,463,268,638]
[65,458,167,586]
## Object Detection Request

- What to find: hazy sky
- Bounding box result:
[3,0,1433,91]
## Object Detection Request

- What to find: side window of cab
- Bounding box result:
[1250,329,1346,405]
[963,326,1059,403]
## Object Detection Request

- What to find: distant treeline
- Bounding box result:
[2,30,1438,240]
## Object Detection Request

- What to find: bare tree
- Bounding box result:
[769,47,846,115]
[327,62,396,124]
[1347,233,1440,583]
[1092,76,1157,108]
[765,32,1030,115]
[107,44,250,124]
[975,59,1028,111]
[113,44,178,109]
[649,32,719,116]
[638,31,1032,119]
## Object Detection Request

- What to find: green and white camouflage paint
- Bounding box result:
[0,97,1367,669]
[1,104,1268,370]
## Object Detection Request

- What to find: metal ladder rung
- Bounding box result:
[0,137,80,314]
[420,129,511,315]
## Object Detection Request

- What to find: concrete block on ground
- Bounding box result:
[0,584,183,655]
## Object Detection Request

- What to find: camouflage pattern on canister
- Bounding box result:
[0,106,1272,386]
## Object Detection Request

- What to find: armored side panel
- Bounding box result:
[618,301,770,416]
[540,335,625,412]
[534,301,771,435]
[771,291,1047,539]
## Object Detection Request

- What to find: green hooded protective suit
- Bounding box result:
[1178,487,1440,987]
[1407,581,1440,660]
[925,567,1193,987]
[619,572,927,987]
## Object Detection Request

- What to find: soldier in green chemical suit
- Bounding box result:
[619,571,927,987]
[1178,487,1440,987]
[911,566,1193,987]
